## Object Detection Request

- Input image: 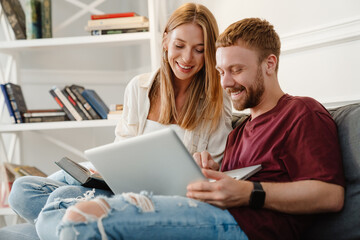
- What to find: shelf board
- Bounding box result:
[0,119,118,132]
[0,207,16,215]
[0,32,151,53]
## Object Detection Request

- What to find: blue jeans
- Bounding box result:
[37,191,248,240]
[8,170,113,224]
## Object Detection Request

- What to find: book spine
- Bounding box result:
[10,0,26,31]
[87,16,148,27]
[70,85,101,119]
[24,115,67,123]
[0,0,26,39]
[64,86,92,120]
[85,21,149,32]
[5,83,27,123]
[25,0,41,39]
[91,27,148,36]
[91,12,137,20]
[0,84,15,123]
[23,111,65,117]
[40,0,52,38]
[6,83,27,112]
[52,87,83,121]
[49,88,75,121]
[62,89,87,120]
[82,90,109,119]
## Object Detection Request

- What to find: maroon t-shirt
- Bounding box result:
[221,94,345,240]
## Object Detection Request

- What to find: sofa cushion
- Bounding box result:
[303,103,360,239]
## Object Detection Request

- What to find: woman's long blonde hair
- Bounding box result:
[154,3,223,132]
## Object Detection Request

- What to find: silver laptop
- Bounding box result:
[85,128,261,196]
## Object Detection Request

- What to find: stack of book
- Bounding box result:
[1,83,67,123]
[49,85,110,121]
[85,12,149,36]
[0,82,111,123]
[107,104,123,120]
[22,109,67,123]
[1,162,47,208]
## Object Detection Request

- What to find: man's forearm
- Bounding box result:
[261,180,344,214]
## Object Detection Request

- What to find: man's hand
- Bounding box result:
[193,151,219,171]
[186,168,253,208]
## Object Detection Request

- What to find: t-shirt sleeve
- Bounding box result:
[280,110,345,186]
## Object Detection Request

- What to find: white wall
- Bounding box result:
[194,0,360,107]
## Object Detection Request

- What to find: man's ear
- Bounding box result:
[265,54,277,75]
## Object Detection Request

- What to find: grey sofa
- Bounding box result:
[1,102,359,240]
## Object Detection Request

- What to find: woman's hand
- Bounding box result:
[193,151,219,171]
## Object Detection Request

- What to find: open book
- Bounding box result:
[55,157,111,191]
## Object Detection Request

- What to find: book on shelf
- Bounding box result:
[91,27,148,36]
[91,12,139,20]
[87,16,148,27]
[22,109,67,123]
[23,115,67,123]
[82,89,110,119]
[0,0,26,39]
[24,0,52,39]
[55,157,111,191]
[64,85,92,120]
[4,162,47,178]
[5,83,28,123]
[25,0,41,39]
[23,109,65,117]
[62,88,89,120]
[85,21,149,32]
[69,84,101,120]
[110,104,123,111]
[107,110,123,120]
[49,86,83,121]
[49,87,75,121]
[0,84,15,123]
[40,0,52,38]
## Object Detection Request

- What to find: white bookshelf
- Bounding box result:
[0,208,17,228]
[0,0,162,162]
[0,0,164,225]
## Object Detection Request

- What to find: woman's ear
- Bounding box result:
[265,54,277,75]
[162,32,168,50]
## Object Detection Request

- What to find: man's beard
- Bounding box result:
[230,66,265,111]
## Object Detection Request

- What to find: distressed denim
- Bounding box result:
[37,191,248,240]
[8,170,113,224]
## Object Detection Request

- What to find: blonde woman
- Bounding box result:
[115,3,230,162]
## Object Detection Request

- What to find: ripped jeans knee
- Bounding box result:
[60,192,155,240]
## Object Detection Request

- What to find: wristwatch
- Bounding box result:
[249,181,266,209]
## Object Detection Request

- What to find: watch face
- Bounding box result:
[250,183,266,209]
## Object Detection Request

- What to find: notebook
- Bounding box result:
[85,128,261,196]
